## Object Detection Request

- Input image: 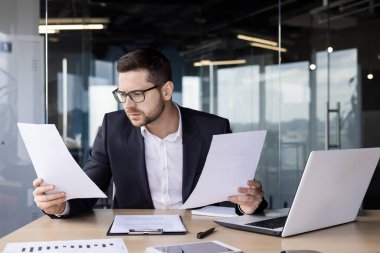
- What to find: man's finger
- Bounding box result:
[36,197,66,210]
[238,187,263,196]
[248,180,262,188]
[35,192,65,203]
[33,185,54,196]
[32,178,43,188]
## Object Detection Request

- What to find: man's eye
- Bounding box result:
[131,92,144,97]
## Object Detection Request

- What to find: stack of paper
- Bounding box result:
[191,206,238,218]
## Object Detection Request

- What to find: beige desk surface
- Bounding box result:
[1,209,380,253]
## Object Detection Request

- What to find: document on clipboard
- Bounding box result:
[107,215,187,235]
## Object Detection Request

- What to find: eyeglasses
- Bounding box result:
[112,85,162,103]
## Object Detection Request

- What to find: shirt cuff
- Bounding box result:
[54,202,70,217]
[237,205,254,215]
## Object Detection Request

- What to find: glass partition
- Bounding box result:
[1,0,378,237]
[0,0,44,237]
[40,0,367,210]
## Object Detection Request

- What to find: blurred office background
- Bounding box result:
[1,0,379,237]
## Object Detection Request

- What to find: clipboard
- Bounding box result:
[106,215,187,235]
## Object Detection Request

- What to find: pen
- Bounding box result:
[197,227,215,239]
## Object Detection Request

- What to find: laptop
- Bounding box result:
[214,148,380,237]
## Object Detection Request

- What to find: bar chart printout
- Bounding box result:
[2,238,128,253]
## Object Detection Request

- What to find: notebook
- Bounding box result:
[214,148,380,237]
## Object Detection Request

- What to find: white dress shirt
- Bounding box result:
[141,105,183,209]
[58,105,183,215]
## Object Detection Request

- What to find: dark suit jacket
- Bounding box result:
[66,106,267,217]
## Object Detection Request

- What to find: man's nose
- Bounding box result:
[123,95,136,109]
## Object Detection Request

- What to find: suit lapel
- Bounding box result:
[120,107,205,206]
[180,107,204,202]
[123,125,153,206]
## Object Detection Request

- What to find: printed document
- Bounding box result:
[17,123,107,200]
[2,238,128,253]
[180,130,266,209]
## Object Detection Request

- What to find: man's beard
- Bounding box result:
[126,99,165,127]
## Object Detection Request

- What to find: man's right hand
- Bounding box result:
[32,178,67,215]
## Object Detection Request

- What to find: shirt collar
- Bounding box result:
[140,103,183,143]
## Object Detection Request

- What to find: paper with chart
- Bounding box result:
[2,238,128,253]
[180,130,266,209]
[17,123,107,200]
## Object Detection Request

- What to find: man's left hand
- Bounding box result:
[227,180,264,214]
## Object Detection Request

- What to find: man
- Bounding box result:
[32,48,267,217]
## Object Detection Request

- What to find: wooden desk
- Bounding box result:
[1,209,380,253]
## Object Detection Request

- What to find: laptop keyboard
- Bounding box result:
[245,216,287,229]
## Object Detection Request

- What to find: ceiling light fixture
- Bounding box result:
[250,42,287,53]
[193,59,246,67]
[38,18,109,34]
[237,34,277,46]
[309,64,317,70]
[39,18,110,25]
[39,24,105,34]
[39,29,59,34]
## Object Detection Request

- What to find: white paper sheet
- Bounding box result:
[191,206,238,217]
[109,215,187,234]
[180,130,266,209]
[2,238,128,253]
[17,123,107,200]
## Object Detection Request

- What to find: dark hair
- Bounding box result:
[116,48,172,85]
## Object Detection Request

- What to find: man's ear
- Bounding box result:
[161,81,174,100]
